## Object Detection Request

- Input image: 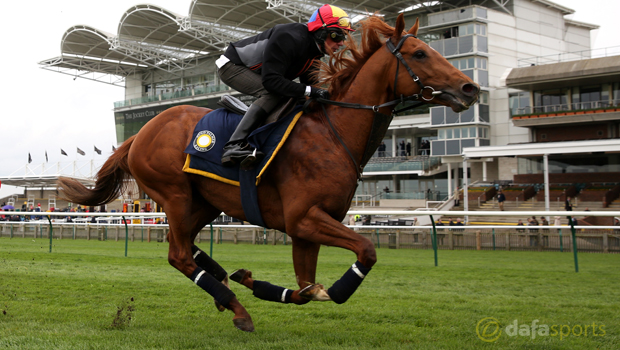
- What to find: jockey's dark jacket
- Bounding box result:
[223,23,324,98]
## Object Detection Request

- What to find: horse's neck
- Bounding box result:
[328,49,394,162]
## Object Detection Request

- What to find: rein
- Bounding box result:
[314,34,442,182]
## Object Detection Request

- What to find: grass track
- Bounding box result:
[1,238,619,349]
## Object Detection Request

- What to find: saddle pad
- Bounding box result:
[183,106,304,227]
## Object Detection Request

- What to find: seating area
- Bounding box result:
[364,155,440,172]
[461,182,620,226]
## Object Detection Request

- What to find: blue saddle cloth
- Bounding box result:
[183,106,304,227]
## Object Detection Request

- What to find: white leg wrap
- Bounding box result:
[281,289,289,303]
[193,250,201,259]
[193,270,206,284]
[351,263,366,279]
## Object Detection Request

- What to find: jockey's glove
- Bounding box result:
[310,87,330,100]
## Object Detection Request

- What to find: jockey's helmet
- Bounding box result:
[308,4,354,45]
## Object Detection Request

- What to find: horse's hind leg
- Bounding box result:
[191,241,230,312]
[155,189,254,331]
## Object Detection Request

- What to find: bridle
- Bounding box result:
[385,34,443,105]
[315,33,443,114]
[313,34,443,181]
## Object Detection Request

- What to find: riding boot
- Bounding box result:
[221,104,269,167]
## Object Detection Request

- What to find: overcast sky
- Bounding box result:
[0,0,618,199]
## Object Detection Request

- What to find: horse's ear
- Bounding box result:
[393,13,405,41]
[408,18,420,36]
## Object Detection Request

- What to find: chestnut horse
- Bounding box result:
[58,14,478,332]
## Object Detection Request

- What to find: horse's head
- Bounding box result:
[388,14,479,112]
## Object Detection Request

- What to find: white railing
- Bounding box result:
[514,99,620,116]
[517,46,620,67]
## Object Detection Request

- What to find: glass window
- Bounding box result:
[438,129,445,140]
[431,107,445,125]
[602,84,610,101]
[454,128,461,138]
[430,40,443,55]
[462,127,469,138]
[446,129,453,139]
[475,23,487,36]
[478,70,489,87]
[459,35,474,54]
[470,127,476,137]
[534,89,569,112]
[459,24,474,36]
[480,91,489,105]
[477,36,488,52]
[479,105,490,123]
[444,38,458,56]
[461,107,475,123]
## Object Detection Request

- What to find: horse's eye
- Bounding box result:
[413,51,426,59]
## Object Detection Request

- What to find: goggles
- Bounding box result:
[328,29,346,43]
[336,16,351,29]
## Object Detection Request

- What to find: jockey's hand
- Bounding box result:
[310,87,330,100]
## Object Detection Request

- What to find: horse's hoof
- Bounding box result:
[299,283,332,301]
[230,269,250,284]
[233,317,255,332]
[214,300,226,312]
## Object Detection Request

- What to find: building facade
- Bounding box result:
[39,0,619,207]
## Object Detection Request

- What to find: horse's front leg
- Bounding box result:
[229,239,315,305]
[290,205,376,304]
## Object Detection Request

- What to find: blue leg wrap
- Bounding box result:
[190,267,235,308]
[191,246,227,282]
[327,261,371,304]
[253,281,293,303]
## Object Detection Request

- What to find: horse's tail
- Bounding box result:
[58,135,136,206]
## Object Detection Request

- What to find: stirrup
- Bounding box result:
[240,148,264,168]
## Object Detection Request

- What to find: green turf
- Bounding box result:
[1,238,619,349]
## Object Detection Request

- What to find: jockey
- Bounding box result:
[217,4,354,167]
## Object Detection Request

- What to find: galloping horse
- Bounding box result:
[59,14,478,332]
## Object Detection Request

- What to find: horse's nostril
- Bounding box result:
[462,83,479,96]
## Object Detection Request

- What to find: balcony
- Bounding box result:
[114,83,231,109]
[363,155,442,174]
[512,99,620,127]
[428,35,487,58]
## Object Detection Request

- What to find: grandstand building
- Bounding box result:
[35,0,620,210]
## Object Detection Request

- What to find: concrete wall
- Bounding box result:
[498,157,519,181]
[124,75,143,101]
[482,0,594,184]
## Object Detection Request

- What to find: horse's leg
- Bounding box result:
[288,206,376,304]
[187,206,230,312]
[228,237,317,305]
[191,244,229,311]
[163,201,253,331]
[138,178,253,331]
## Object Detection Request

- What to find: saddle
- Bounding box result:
[217,95,301,125]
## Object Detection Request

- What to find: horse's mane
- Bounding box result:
[316,15,401,99]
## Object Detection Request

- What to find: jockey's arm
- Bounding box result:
[261,29,313,98]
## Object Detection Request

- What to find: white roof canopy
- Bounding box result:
[40,0,530,86]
